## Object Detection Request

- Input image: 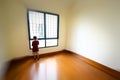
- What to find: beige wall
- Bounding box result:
[1,0,66,61]
[66,0,120,71]
[3,0,30,61]
[0,0,8,78]
[0,0,5,62]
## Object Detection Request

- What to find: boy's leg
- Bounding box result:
[37,53,40,59]
[33,52,36,60]
[36,52,39,60]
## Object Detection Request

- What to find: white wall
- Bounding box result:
[1,0,66,61]
[66,0,120,71]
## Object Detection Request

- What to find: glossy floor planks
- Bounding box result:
[3,52,119,80]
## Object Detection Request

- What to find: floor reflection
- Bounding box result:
[31,58,57,80]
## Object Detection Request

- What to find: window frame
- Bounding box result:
[27,9,59,49]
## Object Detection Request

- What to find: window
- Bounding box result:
[27,10,59,49]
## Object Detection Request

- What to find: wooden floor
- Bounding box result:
[3,51,119,80]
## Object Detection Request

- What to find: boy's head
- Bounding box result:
[33,36,37,40]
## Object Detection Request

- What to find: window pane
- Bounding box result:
[30,40,45,48]
[46,14,58,38]
[46,39,58,47]
[29,11,44,39]
[28,10,59,48]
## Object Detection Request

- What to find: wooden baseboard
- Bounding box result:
[39,50,64,57]
[10,50,64,62]
[64,50,120,80]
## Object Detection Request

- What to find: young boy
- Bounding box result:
[32,36,39,60]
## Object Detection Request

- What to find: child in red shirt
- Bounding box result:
[32,36,39,60]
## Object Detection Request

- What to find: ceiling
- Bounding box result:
[22,0,76,12]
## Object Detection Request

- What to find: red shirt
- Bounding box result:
[32,40,39,52]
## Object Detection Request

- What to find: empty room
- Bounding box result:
[0,0,120,80]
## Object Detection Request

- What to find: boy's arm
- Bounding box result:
[38,41,39,45]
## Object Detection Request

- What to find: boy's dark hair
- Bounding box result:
[33,36,37,40]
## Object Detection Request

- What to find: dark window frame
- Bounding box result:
[27,9,59,49]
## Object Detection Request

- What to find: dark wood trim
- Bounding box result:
[10,50,65,62]
[64,50,120,80]
[39,50,64,58]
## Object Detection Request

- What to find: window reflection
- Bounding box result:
[30,59,57,80]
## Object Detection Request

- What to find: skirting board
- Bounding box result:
[64,50,120,80]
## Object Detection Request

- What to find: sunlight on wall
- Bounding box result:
[66,0,120,71]
[69,17,111,59]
